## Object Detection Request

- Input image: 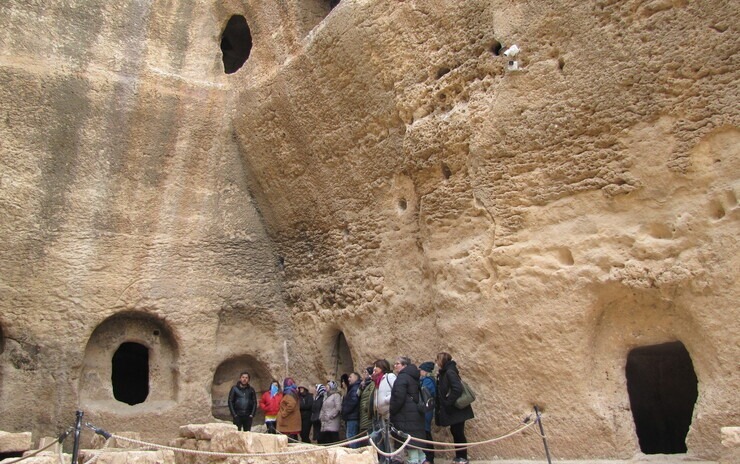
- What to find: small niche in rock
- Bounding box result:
[558,57,565,71]
[112,342,150,406]
[398,198,408,211]
[220,15,252,74]
[491,41,503,56]
[709,199,726,220]
[278,255,285,271]
[436,67,451,79]
[441,162,452,179]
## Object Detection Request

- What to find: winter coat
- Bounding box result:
[319,391,342,432]
[373,373,396,419]
[389,364,425,439]
[341,380,362,421]
[228,383,257,417]
[299,392,314,420]
[259,391,282,417]
[310,394,325,422]
[359,380,375,431]
[277,392,302,433]
[436,360,474,427]
[420,375,437,432]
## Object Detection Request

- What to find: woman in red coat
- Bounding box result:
[259,379,282,434]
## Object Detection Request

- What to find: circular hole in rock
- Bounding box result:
[220,15,252,74]
[491,41,502,56]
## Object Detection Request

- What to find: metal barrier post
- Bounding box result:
[71,410,84,464]
[534,405,552,464]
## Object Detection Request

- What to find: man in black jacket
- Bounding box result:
[228,371,257,431]
[341,372,362,447]
[390,357,426,464]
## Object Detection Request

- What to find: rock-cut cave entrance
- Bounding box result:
[211,354,272,422]
[112,342,149,406]
[220,15,252,74]
[626,341,698,454]
[328,331,354,381]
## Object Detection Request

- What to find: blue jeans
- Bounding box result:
[345,420,360,448]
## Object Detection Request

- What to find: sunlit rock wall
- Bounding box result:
[0,0,737,460]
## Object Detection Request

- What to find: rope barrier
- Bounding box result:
[3,429,72,464]
[391,419,537,452]
[77,407,548,460]
[108,432,370,457]
[367,432,411,458]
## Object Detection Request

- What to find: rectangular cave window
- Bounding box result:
[626,341,698,454]
[112,342,150,405]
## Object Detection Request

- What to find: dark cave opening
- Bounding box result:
[112,342,149,405]
[626,341,698,454]
[220,15,252,74]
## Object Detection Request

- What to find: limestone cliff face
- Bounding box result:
[0,0,737,460]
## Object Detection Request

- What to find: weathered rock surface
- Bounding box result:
[0,0,737,461]
[0,432,32,453]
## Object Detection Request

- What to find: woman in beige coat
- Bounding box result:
[319,380,342,444]
[277,378,301,440]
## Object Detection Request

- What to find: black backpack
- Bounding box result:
[416,382,435,414]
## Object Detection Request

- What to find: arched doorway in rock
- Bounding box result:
[211,355,272,422]
[220,15,252,74]
[80,312,179,409]
[112,342,149,405]
[325,329,354,381]
[626,341,698,454]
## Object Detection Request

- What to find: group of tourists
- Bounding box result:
[227,351,475,464]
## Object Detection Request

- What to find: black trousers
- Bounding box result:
[450,421,467,459]
[319,430,339,444]
[300,415,312,442]
[424,430,435,462]
[233,415,253,432]
[266,420,277,434]
[311,420,322,442]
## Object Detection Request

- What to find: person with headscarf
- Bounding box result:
[319,380,342,444]
[277,377,301,440]
[297,385,314,443]
[310,383,326,442]
[259,379,282,434]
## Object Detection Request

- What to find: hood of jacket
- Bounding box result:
[400,363,421,381]
[440,359,459,376]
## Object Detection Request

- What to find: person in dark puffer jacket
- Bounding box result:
[298,386,314,443]
[436,352,474,464]
[341,372,362,447]
[389,356,426,464]
[228,371,257,431]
